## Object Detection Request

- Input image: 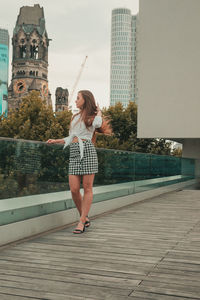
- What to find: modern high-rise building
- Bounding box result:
[110,8,137,108]
[0,28,9,117]
[131,15,137,103]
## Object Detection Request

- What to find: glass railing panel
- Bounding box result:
[151,154,181,178]
[134,153,192,193]
[95,148,135,186]
[0,138,70,199]
[181,157,195,177]
[134,152,151,180]
[151,154,166,178]
[0,137,196,201]
[134,152,153,193]
[163,155,182,176]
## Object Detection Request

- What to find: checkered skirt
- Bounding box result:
[68,140,98,175]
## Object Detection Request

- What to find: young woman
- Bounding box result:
[47,90,103,234]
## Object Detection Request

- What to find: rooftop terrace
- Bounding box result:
[0,187,200,299]
[0,137,199,299]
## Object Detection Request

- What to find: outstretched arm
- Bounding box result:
[46,139,65,144]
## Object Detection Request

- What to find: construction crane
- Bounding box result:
[68,55,88,109]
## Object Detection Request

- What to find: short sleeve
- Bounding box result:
[92,116,102,128]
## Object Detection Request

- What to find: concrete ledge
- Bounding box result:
[0,175,192,226]
[0,178,195,246]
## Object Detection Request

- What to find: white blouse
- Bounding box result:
[63,114,102,159]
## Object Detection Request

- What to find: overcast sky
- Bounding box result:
[1,0,139,110]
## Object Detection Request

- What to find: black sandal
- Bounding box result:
[85,217,91,228]
[73,221,85,234]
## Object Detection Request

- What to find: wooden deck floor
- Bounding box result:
[0,189,200,300]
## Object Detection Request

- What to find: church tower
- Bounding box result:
[8,4,52,111]
[55,87,69,111]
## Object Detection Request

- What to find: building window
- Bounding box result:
[19,44,26,58]
[17,70,25,76]
[30,39,39,59]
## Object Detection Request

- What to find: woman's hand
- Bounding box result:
[46,139,57,144]
[46,139,65,144]
[96,103,102,116]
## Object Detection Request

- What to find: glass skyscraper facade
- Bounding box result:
[110,8,137,108]
[0,28,9,117]
[131,15,137,103]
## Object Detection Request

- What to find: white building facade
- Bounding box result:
[137,0,200,177]
[110,8,137,108]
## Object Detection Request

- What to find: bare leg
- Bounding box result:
[80,174,95,224]
[69,175,82,215]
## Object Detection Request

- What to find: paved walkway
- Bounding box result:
[0,189,200,300]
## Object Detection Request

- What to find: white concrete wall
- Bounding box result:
[137,0,200,138]
[182,139,200,178]
[182,140,200,159]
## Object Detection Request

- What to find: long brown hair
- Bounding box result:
[71,90,112,142]
[78,90,97,128]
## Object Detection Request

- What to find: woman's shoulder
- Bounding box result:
[72,112,81,121]
[88,113,97,120]
[73,112,81,118]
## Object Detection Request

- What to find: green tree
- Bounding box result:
[102,102,137,143]
[96,101,172,155]
[0,94,172,155]
[172,147,182,157]
[0,91,72,141]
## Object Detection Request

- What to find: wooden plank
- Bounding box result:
[155,261,200,272]
[144,267,200,278]
[0,294,39,300]
[146,272,200,285]
[0,270,141,290]
[0,262,144,281]
[130,290,199,300]
[0,287,89,300]
[0,279,131,299]
[0,255,151,275]
[13,242,167,257]
[0,248,161,265]
[133,280,200,299]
